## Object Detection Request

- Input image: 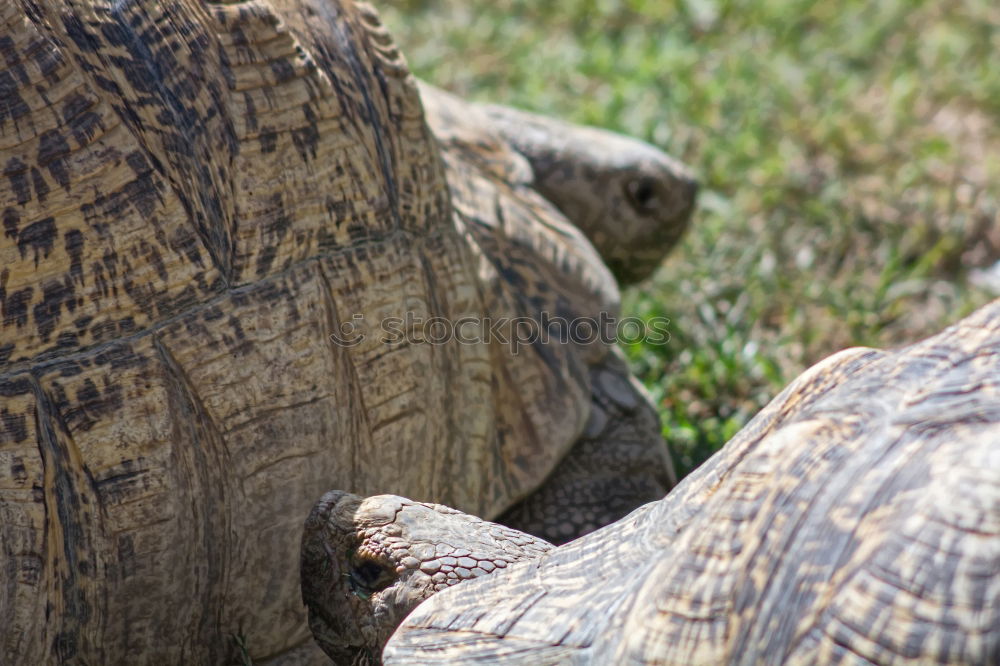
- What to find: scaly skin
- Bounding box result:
[497,348,675,541]
[300,491,552,663]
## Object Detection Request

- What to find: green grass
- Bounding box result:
[382,0,999,476]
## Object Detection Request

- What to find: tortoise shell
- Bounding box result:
[0,0,621,661]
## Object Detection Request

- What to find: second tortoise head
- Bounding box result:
[300,491,552,662]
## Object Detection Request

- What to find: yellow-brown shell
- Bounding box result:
[388,299,1000,665]
[0,1,620,662]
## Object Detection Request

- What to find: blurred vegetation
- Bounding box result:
[382,0,999,477]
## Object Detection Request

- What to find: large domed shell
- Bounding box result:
[0,1,609,662]
[387,299,1000,665]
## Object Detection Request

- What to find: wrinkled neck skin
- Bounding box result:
[300,491,553,663]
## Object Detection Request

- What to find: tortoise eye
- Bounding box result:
[347,553,394,600]
[625,177,659,214]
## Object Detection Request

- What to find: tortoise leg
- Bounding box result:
[498,350,676,544]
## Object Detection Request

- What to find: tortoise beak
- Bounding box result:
[301,490,370,661]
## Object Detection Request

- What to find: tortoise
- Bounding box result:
[302,297,1000,664]
[0,0,695,662]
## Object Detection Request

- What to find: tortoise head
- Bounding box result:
[300,491,553,662]
[482,104,699,285]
